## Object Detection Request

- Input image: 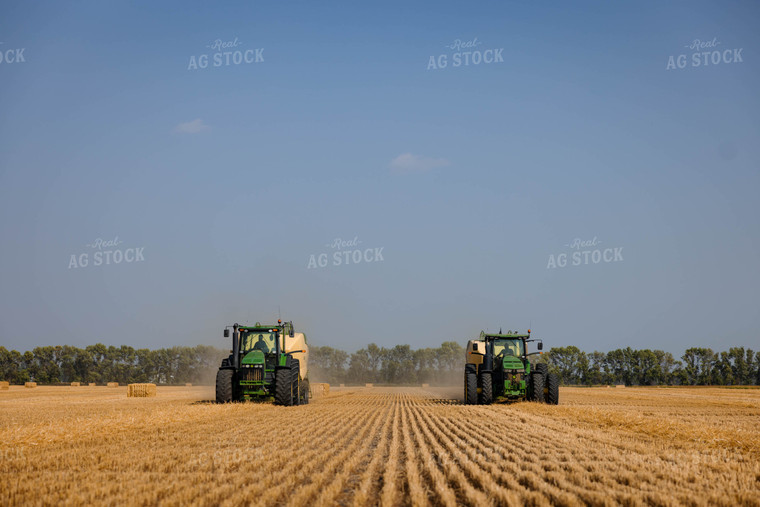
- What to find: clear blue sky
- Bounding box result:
[1,1,759,355]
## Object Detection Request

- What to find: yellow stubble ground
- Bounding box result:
[0,385,758,506]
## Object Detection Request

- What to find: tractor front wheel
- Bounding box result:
[530,373,545,403]
[480,372,493,405]
[465,366,478,405]
[215,369,234,403]
[546,373,559,405]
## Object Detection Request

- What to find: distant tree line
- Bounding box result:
[310,342,464,385]
[0,345,227,385]
[1,343,758,386]
[542,346,760,386]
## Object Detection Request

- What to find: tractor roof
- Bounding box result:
[480,331,530,340]
[238,321,293,333]
[238,324,283,332]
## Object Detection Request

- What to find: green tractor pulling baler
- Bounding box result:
[216,320,310,405]
[464,329,559,405]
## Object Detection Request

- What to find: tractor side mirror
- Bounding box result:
[537,342,543,351]
[224,329,229,338]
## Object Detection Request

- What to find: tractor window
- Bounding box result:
[493,339,524,357]
[240,332,275,353]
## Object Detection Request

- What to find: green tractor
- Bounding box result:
[464,329,559,405]
[216,320,310,405]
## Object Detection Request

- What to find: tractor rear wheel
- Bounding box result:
[465,366,478,405]
[463,367,468,401]
[215,369,234,403]
[530,372,545,403]
[546,373,559,405]
[292,360,301,406]
[274,367,294,406]
[480,372,493,405]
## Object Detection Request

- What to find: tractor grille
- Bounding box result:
[506,370,524,382]
[241,366,264,382]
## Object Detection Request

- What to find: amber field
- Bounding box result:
[1,385,758,506]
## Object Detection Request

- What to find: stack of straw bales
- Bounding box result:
[0,381,9,390]
[107,382,119,388]
[25,382,37,388]
[70,382,80,387]
[127,383,157,397]
[310,383,330,398]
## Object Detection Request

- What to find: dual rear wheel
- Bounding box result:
[275,359,309,406]
[529,370,560,405]
[463,367,494,405]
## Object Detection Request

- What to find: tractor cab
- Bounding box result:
[474,330,537,375]
[492,337,525,359]
[238,327,278,372]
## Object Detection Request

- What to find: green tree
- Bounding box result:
[347,349,372,384]
[681,348,716,385]
[586,351,610,385]
[547,346,588,385]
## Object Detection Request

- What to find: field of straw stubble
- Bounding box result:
[1,385,758,506]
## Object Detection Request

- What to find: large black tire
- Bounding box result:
[546,373,560,405]
[480,372,493,405]
[464,365,478,405]
[534,363,548,377]
[302,379,310,405]
[292,360,301,406]
[274,367,294,406]
[215,369,234,403]
[530,372,545,403]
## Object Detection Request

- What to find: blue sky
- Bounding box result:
[1,1,759,354]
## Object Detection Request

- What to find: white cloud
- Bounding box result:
[174,118,209,134]
[389,153,449,173]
